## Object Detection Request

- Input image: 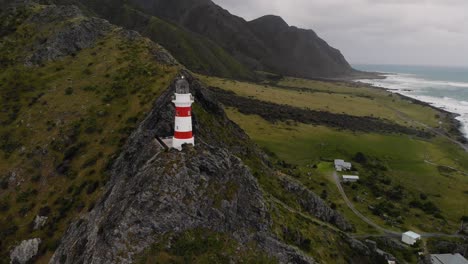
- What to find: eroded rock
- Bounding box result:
[10,238,41,264]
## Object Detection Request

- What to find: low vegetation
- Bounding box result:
[200,75,468,236]
[0,3,179,261]
[136,229,277,264]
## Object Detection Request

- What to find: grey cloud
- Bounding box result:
[212,0,468,66]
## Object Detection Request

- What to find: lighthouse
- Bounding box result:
[172,77,195,150]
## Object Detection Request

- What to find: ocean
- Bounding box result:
[353,64,468,138]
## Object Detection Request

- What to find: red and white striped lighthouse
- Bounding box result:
[172,77,195,150]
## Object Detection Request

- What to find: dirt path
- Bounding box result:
[385,105,468,152]
[332,171,464,239]
[424,160,468,176]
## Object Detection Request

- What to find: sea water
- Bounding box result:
[354,64,468,138]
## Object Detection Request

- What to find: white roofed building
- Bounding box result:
[401,231,421,245]
[430,253,468,264]
[335,159,352,171]
[342,175,359,182]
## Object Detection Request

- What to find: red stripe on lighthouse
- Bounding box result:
[175,107,192,117]
[174,131,193,139]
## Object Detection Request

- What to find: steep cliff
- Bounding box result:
[248,15,353,78]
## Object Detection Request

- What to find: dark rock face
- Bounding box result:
[9,238,41,264]
[430,240,468,257]
[25,5,112,65]
[248,15,353,78]
[50,73,315,264]
[279,177,354,232]
[14,2,177,66]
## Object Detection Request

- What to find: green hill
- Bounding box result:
[0,2,179,260]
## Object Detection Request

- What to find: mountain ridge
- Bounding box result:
[50,0,357,79]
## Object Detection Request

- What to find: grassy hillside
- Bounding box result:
[0,3,179,261]
[201,75,468,236]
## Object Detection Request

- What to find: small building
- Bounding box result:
[401,231,421,245]
[430,253,468,264]
[342,175,359,182]
[335,159,352,171]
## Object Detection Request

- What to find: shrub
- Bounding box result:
[65,87,73,95]
[83,68,92,75]
[82,155,98,169]
[353,152,367,164]
[83,117,98,134]
[420,193,428,200]
[0,199,10,212]
[38,206,51,216]
[320,190,328,200]
[81,85,97,92]
[0,176,8,189]
[31,173,41,182]
[86,181,99,194]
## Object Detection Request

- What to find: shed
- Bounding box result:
[401,231,421,245]
[343,175,359,182]
[334,159,352,171]
[430,253,468,264]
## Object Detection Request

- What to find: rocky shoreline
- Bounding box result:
[354,79,468,144]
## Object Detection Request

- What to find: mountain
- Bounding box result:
[248,15,353,78]
[53,0,355,79]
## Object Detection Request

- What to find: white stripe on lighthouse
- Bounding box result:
[174,116,193,132]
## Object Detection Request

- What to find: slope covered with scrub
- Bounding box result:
[0,1,179,261]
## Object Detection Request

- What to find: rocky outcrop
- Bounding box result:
[25,5,112,65]
[430,240,468,257]
[279,176,354,232]
[2,2,178,66]
[10,238,41,264]
[33,215,48,230]
[50,72,315,263]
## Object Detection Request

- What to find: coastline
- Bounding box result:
[354,76,468,144]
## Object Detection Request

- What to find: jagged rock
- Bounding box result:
[345,236,389,263]
[33,215,48,230]
[279,176,354,231]
[374,237,406,250]
[12,2,177,66]
[430,240,468,257]
[50,73,314,264]
[26,5,112,65]
[9,238,41,264]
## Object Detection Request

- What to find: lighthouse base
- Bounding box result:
[172,137,195,151]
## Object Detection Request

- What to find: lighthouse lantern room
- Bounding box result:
[172,77,195,150]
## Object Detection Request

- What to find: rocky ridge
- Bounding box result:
[49,73,316,263]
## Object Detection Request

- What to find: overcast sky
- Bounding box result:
[212,0,468,67]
